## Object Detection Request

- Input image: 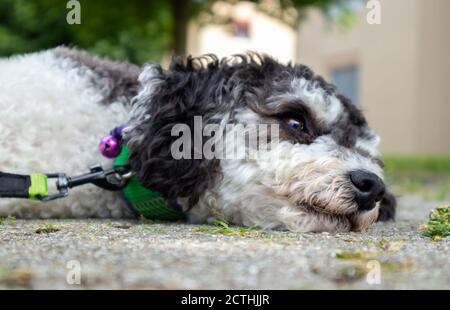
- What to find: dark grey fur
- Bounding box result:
[53,46,140,103]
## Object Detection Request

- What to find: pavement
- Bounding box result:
[0,195,448,289]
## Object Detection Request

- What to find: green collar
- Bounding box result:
[113,147,184,221]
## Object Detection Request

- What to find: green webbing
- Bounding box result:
[113,147,184,221]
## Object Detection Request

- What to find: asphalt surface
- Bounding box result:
[0,195,448,289]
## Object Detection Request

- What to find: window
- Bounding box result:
[331,65,359,105]
[232,19,250,38]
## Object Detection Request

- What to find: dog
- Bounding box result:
[0,47,396,232]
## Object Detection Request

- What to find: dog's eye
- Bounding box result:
[285,118,306,131]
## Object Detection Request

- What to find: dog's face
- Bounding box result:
[124,54,395,232]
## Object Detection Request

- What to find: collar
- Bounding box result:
[111,141,184,221]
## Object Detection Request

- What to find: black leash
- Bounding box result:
[0,164,131,201]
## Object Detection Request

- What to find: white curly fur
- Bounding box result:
[0,50,130,218]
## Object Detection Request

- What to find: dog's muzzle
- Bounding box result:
[350,170,385,211]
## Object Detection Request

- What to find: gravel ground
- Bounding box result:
[0,195,448,289]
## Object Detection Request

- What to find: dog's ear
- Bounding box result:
[377,189,396,222]
[123,60,221,207]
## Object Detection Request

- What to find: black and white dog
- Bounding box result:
[0,47,395,232]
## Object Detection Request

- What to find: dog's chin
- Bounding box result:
[301,198,358,217]
[296,187,359,217]
[301,200,378,232]
[348,207,380,231]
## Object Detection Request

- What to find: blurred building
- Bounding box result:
[187,1,296,63]
[188,0,450,155]
[297,0,450,155]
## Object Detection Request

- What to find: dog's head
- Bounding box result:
[123,54,395,232]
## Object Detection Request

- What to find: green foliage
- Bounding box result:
[0,215,16,225]
[335,251,367,260]
[335,250,414,274]
[0,0,343,63]
[384,155,450,173]
[35,222,60,234]
[0,0,172,64]
[384,156,450,201]
[420,206,450,241]
[192,219,264,237]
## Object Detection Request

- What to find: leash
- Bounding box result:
[0,165,131,201]
[0,126,184,221]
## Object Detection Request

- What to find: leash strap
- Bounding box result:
[0,172,48,199]
[0,166,130,201]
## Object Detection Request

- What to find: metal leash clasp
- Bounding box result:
[39,165,133,202]
[40,173,69,201]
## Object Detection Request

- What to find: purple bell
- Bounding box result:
[99,135,121,158]
[99,125,124,158]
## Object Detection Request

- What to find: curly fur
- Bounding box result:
[124,53,396,231]
[0,47,396,231]
[0,48,135,218]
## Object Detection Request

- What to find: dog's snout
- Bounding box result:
[350,170,385,211]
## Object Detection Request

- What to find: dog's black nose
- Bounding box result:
[350,170,385,211]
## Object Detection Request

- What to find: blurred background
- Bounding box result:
[1,0,449,198]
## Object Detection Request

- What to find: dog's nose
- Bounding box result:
[350,170,385,211]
